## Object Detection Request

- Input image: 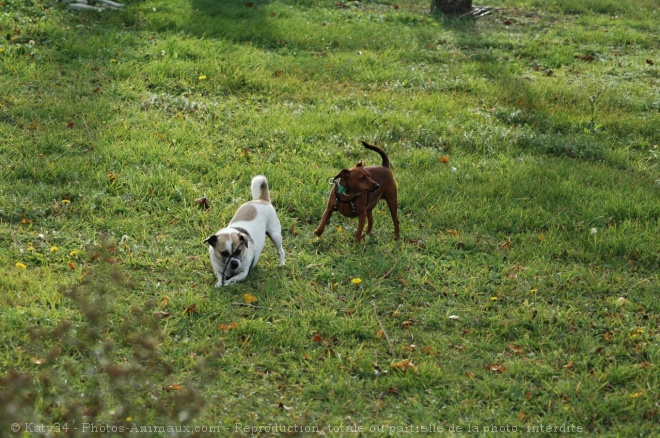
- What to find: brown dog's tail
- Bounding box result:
[361,141,390,168]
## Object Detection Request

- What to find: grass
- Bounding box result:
[1,0,658,435]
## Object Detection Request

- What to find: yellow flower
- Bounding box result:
[69,250,80,256]
[15,262,27,269]
[198,75,207,80]
[50,246,59,253]
[490,296,498,301]
[110,58,117,63]
[244,293,257,304]
[61,199,71,205]
[351,278,362,285]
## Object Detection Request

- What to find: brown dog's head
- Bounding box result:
[335,161,380,194]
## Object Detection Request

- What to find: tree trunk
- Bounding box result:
[432,0,473,15]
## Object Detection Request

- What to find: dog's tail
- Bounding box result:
[251,175,271,203]
[361,141,390,168]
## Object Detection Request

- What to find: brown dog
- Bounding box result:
[314,141,400,242]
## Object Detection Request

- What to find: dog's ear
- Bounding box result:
[356,160,365,167]
[334,169,349,180]
[239,233,249,248]
[203,235,218,247]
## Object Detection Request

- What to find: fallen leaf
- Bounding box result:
[390,359,417,373]
[278,402,292,411]
[508,344,524,355]
[195,196,210,209]
[448,315,460,320]
[184,304,196,314]
[376,329,384,339]
[604,331,612,341]
[66,121,74,129]
[422,346,433,355]
[311,333,323,343]
[465,371,475,378]
[219,322,239,332]
[107,172,117,182]
[439,155,450,163]
[21,218,31,224]
[446,229,458,236]
[243,293,257,304]
[564,360,575,370]
[503,19,512,25]
[67,262,76,270]
[400,320,414,328]
[162,383,183,391]
[153,311,171,319]
[519,411,525,421]
[31,357,45,365]
[485,363,507,373]
[629,391,644,399]
[399,278,409,287]
[646,59,654,65]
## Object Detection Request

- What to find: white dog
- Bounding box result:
[204,176,285,287]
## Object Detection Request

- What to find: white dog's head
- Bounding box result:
[204,229,250,279]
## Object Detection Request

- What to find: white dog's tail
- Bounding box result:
[251,175,271,203]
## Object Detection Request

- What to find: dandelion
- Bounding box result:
[69,250,80,256]
[244,293,257,304]
[15,262,27,269]
[50,246,59,253]
[351,278,362,287]
[198,75,207,80]
[62,199,71,205]
[490,296,498,301]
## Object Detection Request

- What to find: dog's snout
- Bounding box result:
[229,259,240,270]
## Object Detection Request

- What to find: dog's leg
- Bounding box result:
[217,269,249,287]
[365,209,374,235]
[385,196,400,240]
[355,214,367,242]
[268,230,286,266]
[314,195,336,237]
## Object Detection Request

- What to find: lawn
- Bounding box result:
[1,0,658,436]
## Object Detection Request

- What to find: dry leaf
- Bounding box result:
[508,344,524,355]
[390,359,417,373]
[31,357,45,365]
[153,311,171,319]
[195,196,210,209]
[162,383,184,391]
[400,320,414,328]
[564,360,575,370]
[376,329,384,339]
[311,333,323,343]
[485,363,507,373]
[439,155,450,163]
[67,262,76,271]
[243,293,257,304]
[184,304,196,314]
[219,322,239,332]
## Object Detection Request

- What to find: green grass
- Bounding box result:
[1,0,658,435]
